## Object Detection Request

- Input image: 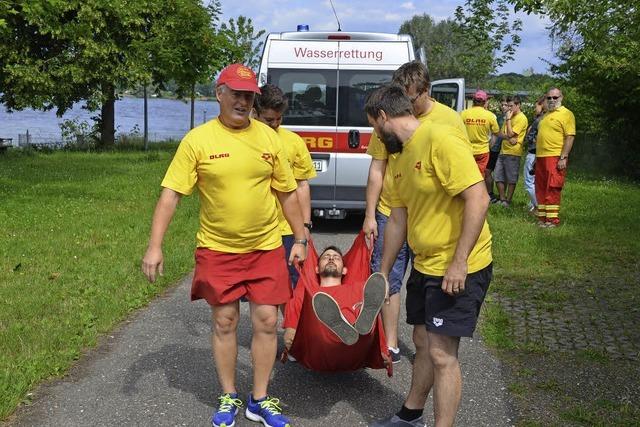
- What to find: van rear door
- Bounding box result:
[430,78,466,113]
[264,39,340,207]
[334,40,411,210]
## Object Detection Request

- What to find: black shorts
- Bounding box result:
[487,150,499,171]
[406,264,492,337]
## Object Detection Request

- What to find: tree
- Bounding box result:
[0,1,171,145]
[398,15,468,80]
[509,0,640,176]
[0,0,227,146]
[219,16,265,69]
[454,0,522,85]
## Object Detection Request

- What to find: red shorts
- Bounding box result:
[474,153,490,177]
[191,246,291,306]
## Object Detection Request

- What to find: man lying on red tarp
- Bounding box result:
[281,232,392,376]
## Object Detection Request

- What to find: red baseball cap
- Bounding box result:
[216,63,261,94]
[473,90,488,102]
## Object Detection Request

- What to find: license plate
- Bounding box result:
[313,160,323,172]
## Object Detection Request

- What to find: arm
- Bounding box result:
[295,179,312,240]
[362,159,387,248]
[142,188,181,283]
[276,190,307,265]
[556,135,575,170]
[442,181,489,296]
[380,207,407,277]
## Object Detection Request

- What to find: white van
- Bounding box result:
[257,30,465,219]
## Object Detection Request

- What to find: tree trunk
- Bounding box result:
[100,83,116,146]
[143,85,149,150]
[190,84,195,130]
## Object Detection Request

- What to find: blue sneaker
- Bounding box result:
[245,395,291,427]
[211,393,243,427]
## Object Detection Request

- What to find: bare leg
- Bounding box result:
[484,168,494,195]
[381,292,401,349]
[249,303,279,398]
[496,182,506,201]
[428,332,461,427]
[404,325,434,409]
[211,302,240,394]
[506,183,516,202]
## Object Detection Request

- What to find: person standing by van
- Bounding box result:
[365,84,492,427]
[363,60,468,364]
[254,84,316,288]
[141,64,306,427]
[460,90,500,176]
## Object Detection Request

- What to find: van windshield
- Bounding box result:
[269,69,393,127]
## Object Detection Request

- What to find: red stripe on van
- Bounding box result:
[294,130,372,153]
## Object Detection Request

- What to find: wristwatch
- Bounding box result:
[293,238,308,246]
[560,155,568,160]
[303,222,313,230]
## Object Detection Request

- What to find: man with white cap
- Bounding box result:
[460,90,500,176]
[142,63,305,427]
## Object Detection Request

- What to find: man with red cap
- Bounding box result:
[460,90,500,176]
[142,63,306,427]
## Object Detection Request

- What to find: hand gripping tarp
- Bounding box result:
[281,232,392,376]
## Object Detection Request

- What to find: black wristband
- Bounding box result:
[303,222,313,230]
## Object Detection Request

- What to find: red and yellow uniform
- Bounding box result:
[535,106,576,225]
[500,111,528,156]
[367,99,469,216]
[386,121,492,276]
[162,118,297,253]
[460,106,499,175]
[276,126,316,236]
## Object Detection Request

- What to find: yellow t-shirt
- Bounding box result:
[276,127,316,235]
[500,111,528,156]
[460,106,499,155]
[161,118,297,253]
[536,106,576,157]
[387,121,492,276]
[366,99,469,216]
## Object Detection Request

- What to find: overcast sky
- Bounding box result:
[219,0,554,75]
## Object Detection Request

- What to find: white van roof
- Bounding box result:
[269,31,412,42]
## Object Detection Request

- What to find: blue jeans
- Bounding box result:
[523,152,537,209]
[371,211,411,295]
[282,235,300,289]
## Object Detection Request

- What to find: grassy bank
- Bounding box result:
[1,149,638,423]
[0,148,199,419]
[481,173,640,425]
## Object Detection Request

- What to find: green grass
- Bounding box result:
[1,150,639,423]
[0,148,200,419]
[481,171,640,425]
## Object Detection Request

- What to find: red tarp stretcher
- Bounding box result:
[282,232,392,376]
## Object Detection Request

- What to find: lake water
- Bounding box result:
[0,97,220,145]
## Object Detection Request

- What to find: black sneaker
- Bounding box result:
[369,414,426,427]
[354,272,387,335]
[388,347,401,364]
[312,292,359,345]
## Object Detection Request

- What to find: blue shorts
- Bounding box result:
[282,234,300,289]
[370,211,411,295]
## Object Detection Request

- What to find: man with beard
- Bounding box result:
[365,85,492,427]
[363,60,468,365]
[142,63,306,427]
[283,246,387,350]
[535,87,576,227]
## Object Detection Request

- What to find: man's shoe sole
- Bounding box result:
[354,272,387,335]
[312,292,359,345]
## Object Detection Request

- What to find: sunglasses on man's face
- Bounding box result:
[547,96,560,100]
